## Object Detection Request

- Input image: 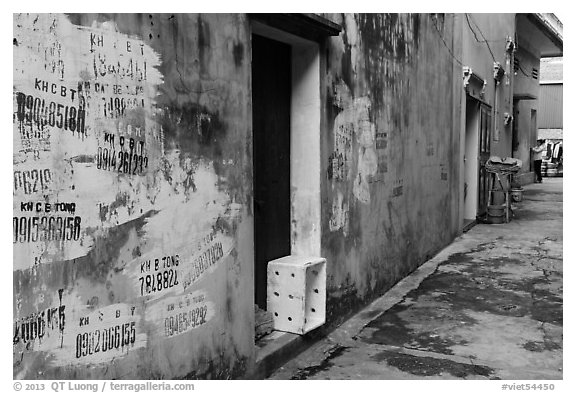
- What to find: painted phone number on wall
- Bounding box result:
[139,269,179,296]
[75,321,136,359]
[13,216,81,243]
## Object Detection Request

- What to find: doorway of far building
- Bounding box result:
[463,96,492,226]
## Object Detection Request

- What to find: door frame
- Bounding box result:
[250,21,322,313]
[477,103,492,218]
[462,95,492,224]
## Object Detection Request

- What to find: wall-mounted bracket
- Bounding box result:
[494,62,505,84]
[463,66,487,101]
[506,36,516,53]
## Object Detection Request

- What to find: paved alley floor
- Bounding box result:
[269,178,563,380]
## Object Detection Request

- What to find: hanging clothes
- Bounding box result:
[553,143,560,159]
[550,142,562,163]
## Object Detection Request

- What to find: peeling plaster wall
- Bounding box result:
[13,13,253,379]
[319,14,461,322]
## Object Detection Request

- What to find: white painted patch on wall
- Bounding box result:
[343,14,361,76]
[352,97,378,204]
[145,291,215,339]
[51,302,147,366]
[13,292,146,367]
[126,159,238,293]
[13,13,164,270]
[329,190,349,236]
[330,81,378,205]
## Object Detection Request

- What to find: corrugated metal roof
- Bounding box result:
[538,84,563,128]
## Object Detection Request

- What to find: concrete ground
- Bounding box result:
[269,178,563,380]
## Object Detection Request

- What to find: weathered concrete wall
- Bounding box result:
[318,14,461,322]
[514,47,541,180]
[514,47,541,100]
[13,13,254,379]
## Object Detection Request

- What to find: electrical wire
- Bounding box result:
[464,13,543,87]
[515,61,536,79]
[469,15,498,63]
[430,13,559,106]
[430,14,464,66]
[465,13,497,63]
[464,14,482,43]
[513,54,563,107]
[512,31,542,80]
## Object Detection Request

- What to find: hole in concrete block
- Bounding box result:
[274,292,279,296]
[288,294,294,299]
[274,312,278,317]
[288,317,292,321]
[275,271,279,275]
[311,308,316,312]
[291,273,295,277]
[314,289,319,294]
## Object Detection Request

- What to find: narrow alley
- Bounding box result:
[12,13,563,380]
[270,179,563,380]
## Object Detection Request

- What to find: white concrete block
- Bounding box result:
[267,255,326,335]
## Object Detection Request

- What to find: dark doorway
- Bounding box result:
[512,99,519,156]
[530,109,537,172]
[252,34,292,309]
[477,104,492,218]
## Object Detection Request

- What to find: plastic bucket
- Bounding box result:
[487,215,505,224]
[487,204,506,217]
[511,188,523,202]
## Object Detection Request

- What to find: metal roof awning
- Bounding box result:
[514,93,537,101]
[516,13,563,58]
[250,13,342,42]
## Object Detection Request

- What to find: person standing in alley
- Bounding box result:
[531,139,547,183]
